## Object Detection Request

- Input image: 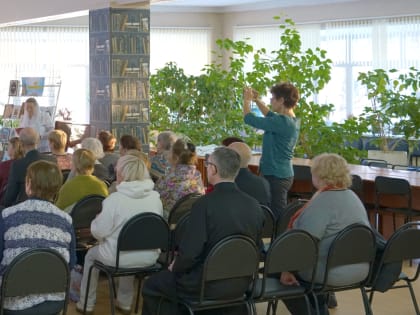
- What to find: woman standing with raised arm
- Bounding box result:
[243,82,300,218]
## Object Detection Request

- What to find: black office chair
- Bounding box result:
[167,212,191,263]
[70,194,105,251]
[367,222,420,315]
[168,192,202,227]
[260,205,276,243]
[311,223,377,315]
[83,212,170,315]
[252,229,318,315]
[350,174,364,202]
[155,235,260,315]
[360,158,389,168]
[374,176,420,232]
[0,248,70,315]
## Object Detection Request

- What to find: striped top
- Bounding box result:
[0,198,76,310]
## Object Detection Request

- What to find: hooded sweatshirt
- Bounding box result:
[91,179,163,267]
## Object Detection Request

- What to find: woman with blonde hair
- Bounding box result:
[281,153,370,315]
[0,137,24,199]
[48,129,72,170]
[155,138,204,218]
[77,154,163,314]
[55,148,108,212]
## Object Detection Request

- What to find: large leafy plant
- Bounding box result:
[150,15,368,163]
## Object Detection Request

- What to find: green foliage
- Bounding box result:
[149,15,370,163]
[358,67,420,150]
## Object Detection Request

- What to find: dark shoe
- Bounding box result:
[327,292,338,309]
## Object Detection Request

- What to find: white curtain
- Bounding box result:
[0,25,89,123]
[150,27,212,75]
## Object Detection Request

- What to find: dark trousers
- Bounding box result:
[264,175,293,219]
[141,271,249,315]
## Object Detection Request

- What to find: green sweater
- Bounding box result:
[55,175,108,211]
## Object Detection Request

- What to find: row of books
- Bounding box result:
[110,80,149,100]
[90,10,150,33]
[111,124,149,148]
[111,103,149,123]
[111,35,150,55]
[112,58,149,77]
[90,101,111,122]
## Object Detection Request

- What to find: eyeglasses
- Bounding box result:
[204,160,217,172]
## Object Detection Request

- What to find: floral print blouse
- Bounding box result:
[155,164,205,216]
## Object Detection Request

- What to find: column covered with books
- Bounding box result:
[89,6,150,152]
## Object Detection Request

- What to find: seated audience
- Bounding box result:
[228,141,271,206]
[48,129,73,170]
[150,131,177,180]
[76,154,163,314]
[98,130,119,182]
[281,153,371,315]
[0,137,24,199]
[2,127,57,207]
[154,139,205,218]
[141,146,265,315]
[55,148,108,212]
[0,160,76,314]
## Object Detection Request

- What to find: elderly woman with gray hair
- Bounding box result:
[76,154,163,314]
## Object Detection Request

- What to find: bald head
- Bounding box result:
[19,127,39,149]
[228,142,252,168]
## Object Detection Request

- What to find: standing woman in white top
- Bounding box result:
[19,97,54,152]
[77,154,163,314]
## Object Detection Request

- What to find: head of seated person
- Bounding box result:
[26,160,62,202]
[48,129,68,155]
[7,137,25,161]
[81,137,105,160]
[98,130,117,153]
[116,154,150,184]
[19,127,40,153]
[221,136,244,147]
[228,141,252,168]
[170,138,197,167]
[311,153,352,190]
[119,135,150,167]
[156,131,177,155]
[72,148,95,176]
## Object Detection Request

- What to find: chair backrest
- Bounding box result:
[381,222,420,264]
[322,223,376,288]
[0,248,70,314]
[116,212,170,267]
[200,235,260,302]
[168,192,202,226]
[70,194,105,229]
[259,229,318,297]
[171,212,190,253]
[260,205,275,240]
[360,158,388,167]
[374,176,411,208]
[276,199,307,236]
[289,165,314,201]
[350,174,364,201]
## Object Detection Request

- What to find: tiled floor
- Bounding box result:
[67,261,419,315]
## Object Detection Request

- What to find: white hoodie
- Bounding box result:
[91,179,163,267]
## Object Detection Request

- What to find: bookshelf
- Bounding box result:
[89,7,150,152]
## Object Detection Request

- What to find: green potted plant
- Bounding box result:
[358,67,420,164]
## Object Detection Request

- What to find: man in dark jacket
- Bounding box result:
[2,127,56,206]
[141,146,265,315]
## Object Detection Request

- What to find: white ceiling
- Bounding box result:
[149,0,357,12]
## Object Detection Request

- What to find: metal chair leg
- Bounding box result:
[407,281,420,315]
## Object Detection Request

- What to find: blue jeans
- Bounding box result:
[264,175,293,219]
